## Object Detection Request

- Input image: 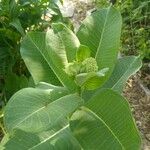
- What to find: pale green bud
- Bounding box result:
[82,57,98,73]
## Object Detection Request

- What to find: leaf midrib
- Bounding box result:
[12,94,74,130]
[28,34,77,92]
[85,107,125,150]
[26,34,58,84]
[54,27,69,64]
[95,7,110,59]
[28,124,69,150]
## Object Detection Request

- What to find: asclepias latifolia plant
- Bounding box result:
[1,5,142,150]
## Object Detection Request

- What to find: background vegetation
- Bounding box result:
[96,0,150,61]
[0,0,68,104]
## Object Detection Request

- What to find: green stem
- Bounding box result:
[0,122,6,135]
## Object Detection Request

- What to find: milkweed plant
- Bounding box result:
[0,5,142,150]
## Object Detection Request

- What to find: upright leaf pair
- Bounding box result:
[21,24,79,92]
[77,6,122,86]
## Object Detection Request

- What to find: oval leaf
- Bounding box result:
[20,32,60,86]
[77,6,122,86]
[46,24,80,92]
[4,88,82,133]
[51,23,80,62]
[21,27,78,92]
[103,56,142,93]
[76,45,91,62]
[70,89,141,150]
[2,127,82,150]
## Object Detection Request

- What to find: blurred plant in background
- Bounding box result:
[95,0,150,61]
[0,0,68,105]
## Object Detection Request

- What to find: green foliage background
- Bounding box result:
[0,0,68,103]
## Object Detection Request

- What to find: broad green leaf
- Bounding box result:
[46,24,79,92]
[36,82,68,91]
[81,56,141,101]
[82,68,109,90]
[20,32,60,86]
[75,73,88,86]
[21,31,78,92]
[70,89,141,150]
[51,23,80,62]
[76,68,109,90]
[82,75,104,90]
[36,82,69,100]
[4,88,82,133]
[76,45,91,62]
[103,56,142,93]
[77,6,122,86]
[76,72,104,90]
[2,127,81,150]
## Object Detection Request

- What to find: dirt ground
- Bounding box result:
[124,70,150,150]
